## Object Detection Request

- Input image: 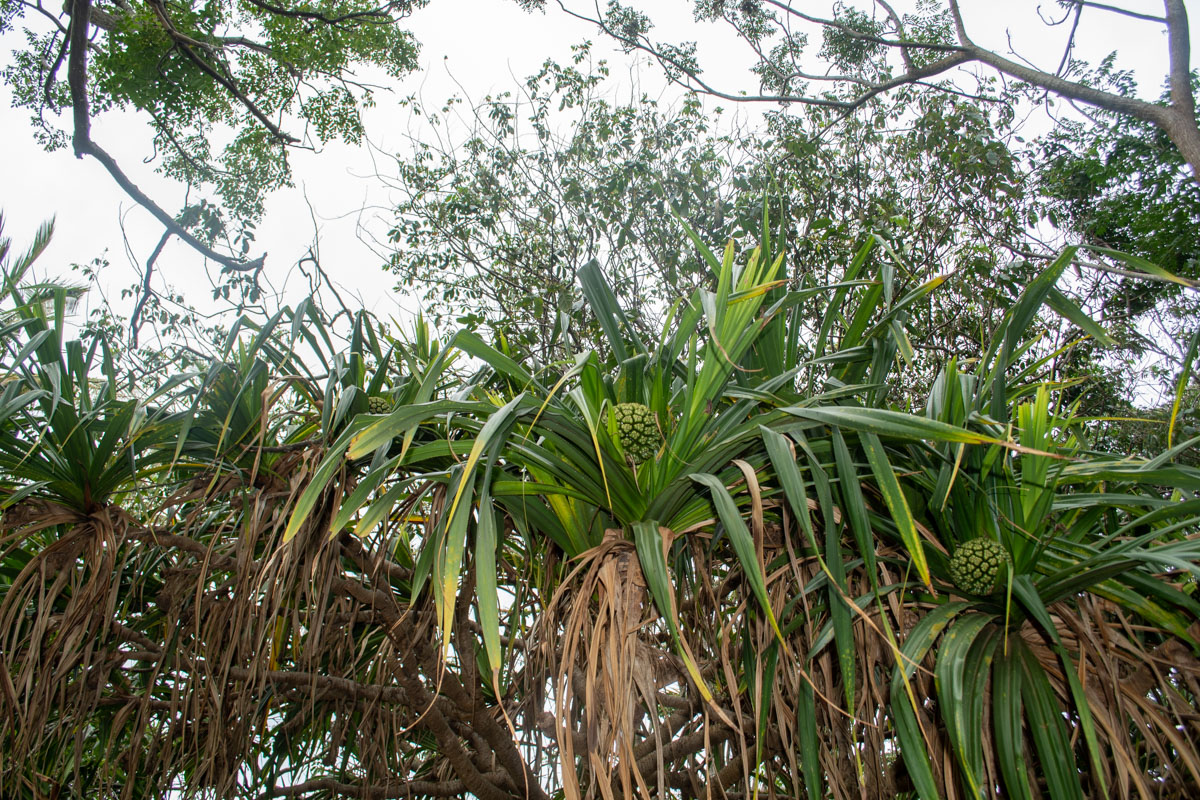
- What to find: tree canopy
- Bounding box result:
[533,0,1200,177]
[1,0,426,269]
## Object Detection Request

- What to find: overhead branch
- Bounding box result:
[874,0,915,71]
[65,0,266,271]
[763,0,967,54]
[552,0,1200,179]
[129,230,169,347]
[1164,0,1196,127]
[1063,0,1166,23]
[552,0,969,111]
[243,0,399,27]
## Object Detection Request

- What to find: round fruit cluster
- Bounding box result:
[614,402,659,463]
[367,395,392,414]
[949,538,1011,595]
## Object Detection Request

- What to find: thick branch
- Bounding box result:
[65,0,267,271]
[392,665,513,800]
[329,572,548,800]
[963,47,1169,128]
[1164,0,1196,124]
[874,0,914,71]
[259,774,505,799]
[840,52,972,112]
[552,0,1200,178]
[224,664,412,706]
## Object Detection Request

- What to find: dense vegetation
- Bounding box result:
[2,1,1199,798]
[1,212,1198,798]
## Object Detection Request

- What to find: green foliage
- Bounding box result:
[1029,65,1200,436]
[819,4,885,73]
[388,44,742,357]
[2,0,425,239]
[389,52,1052,404]
[1038,63,1200,282]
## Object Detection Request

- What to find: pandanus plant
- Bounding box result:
[0,212,1196,799]
[287,217,1200,799]
[0,217,182,794]
[0,218,439,796]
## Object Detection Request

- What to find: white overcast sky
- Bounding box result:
[1,0,1196,339]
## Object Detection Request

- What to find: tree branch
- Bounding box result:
[763,0,967,53]
[259,774,505,799]
[1164,0,1196,125]
[146,0,299,145]
[243,0,399,27]
[874,0,914,71]
[553,1,1200,177]
[129,230,169,348]
[1064,0,1166,23]
[65,0,267,272]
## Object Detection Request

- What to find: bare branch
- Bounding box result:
[18,0,69,35]
[1064,0,1166,23]
[1054,2,1083,79]
[874,0,914,71]
[129,230,170,347]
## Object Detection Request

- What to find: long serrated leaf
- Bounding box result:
[984,248,1074,418]
[631,520,715,704]
[436,468,474,658]
[785,405,1046,454]
[1081,244,1199,288]
[691,472,786,645]
[452,329,538,388]
[1011,576,1106,794]
[993,646,1034,800]
[1019,643,1084,800]
[934,613,996,798]
[859,432,931,588]
[283,417,374,543]
[329,459,401,536]
[830,428,877,581]
[891,601,971,800]
[353,480,417,540]
[441,394,525,535]
[1045,287,1114,346]
[476,483,502,674]
[795,669,822,800]
[578,259,646,362]
[814,238,876,360]
[347,400,483,460]
[1169,326,1199,448]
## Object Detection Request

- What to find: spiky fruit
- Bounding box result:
[949,539,1010,595]
[614,402,659,463]
[367,396,392,414]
